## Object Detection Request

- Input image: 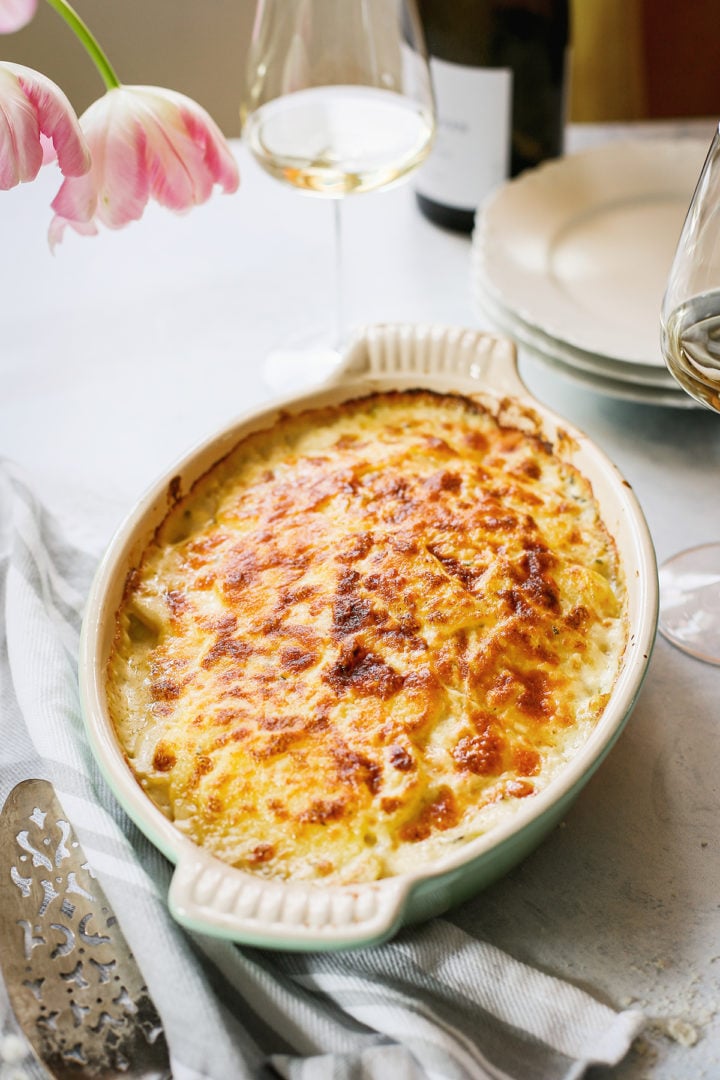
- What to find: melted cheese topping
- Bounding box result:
[107,391,626,884]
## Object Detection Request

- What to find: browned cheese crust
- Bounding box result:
[107,391,626,883]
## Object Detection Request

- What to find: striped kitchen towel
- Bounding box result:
[0,458,644,1080]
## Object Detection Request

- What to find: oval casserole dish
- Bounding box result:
[79,323,658,951]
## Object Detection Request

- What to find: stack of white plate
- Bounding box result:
[471,137,711,407]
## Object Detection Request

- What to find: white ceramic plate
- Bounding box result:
[472,138,710,367]
[473,276,679,389]
[523,343,696,409]
[473,284,695,408]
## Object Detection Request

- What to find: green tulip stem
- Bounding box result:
[44,0,121,90]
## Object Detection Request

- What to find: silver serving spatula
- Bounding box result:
[0,779,171,1078]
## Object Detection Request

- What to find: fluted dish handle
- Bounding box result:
[333,322,525,398]
[169,851,410,949]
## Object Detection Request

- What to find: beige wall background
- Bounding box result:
[0,1,717,135]
[0,1,257,136]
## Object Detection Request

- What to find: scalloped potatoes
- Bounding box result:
[107,391,626,884]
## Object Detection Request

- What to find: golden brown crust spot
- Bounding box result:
[248,843,276,864]
[299,799,346,824]
[452,731,505,775]
[565,605,590,630]
[324,641,404,699]
[513,748,541,776]
[201,637,252,670]
[399,787,460,843]
[504,779,535,799]
[332,743,382,794]
[152,743,176,772]
[388,745,415,771]
[165,589,189,617]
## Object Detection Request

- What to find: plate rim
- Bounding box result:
[473,283,695,407]
[471,136,711,367]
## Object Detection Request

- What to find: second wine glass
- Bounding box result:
[659,120,720,664]
[241,0,435,391]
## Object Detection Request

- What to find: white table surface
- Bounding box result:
[2,122,720,1079]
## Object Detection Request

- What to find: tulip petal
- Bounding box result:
[128,90,205,210]
[0,0,37,33]
[49,89,148,247]
[12,64,91,179]
[0,62,89,191]
[0,66,42,187]
[170,89,240,196]
[82,90,150,228]
[144,87,239,204]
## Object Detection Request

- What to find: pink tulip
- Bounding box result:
[0,0,37,33]
[0,62,90,190]
[49,85,240,247]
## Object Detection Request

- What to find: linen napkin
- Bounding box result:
[0,457,645,1080]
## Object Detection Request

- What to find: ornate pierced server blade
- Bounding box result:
[0,779,171,1078]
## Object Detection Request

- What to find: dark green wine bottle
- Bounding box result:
[415,0,569,233]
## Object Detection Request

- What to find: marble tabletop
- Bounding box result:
[2,121,720,1079]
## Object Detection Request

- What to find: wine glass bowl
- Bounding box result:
[241,0,435,390]
[243,85,435,197]
[661,121,720,411]
[658,121,720,663]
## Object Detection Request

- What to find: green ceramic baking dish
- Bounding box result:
[79,323,658,951]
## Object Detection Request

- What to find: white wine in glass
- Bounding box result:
[659,121,720,664]
[241,0,435,391]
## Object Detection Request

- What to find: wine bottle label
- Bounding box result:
[415,57,512,212]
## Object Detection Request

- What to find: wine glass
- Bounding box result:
[659,120,720,664]
[241,0,435,391]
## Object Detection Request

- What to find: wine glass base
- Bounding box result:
[658,542,720,665]
[263,330,344,396]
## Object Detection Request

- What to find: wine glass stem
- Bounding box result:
[333,198,344,350]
